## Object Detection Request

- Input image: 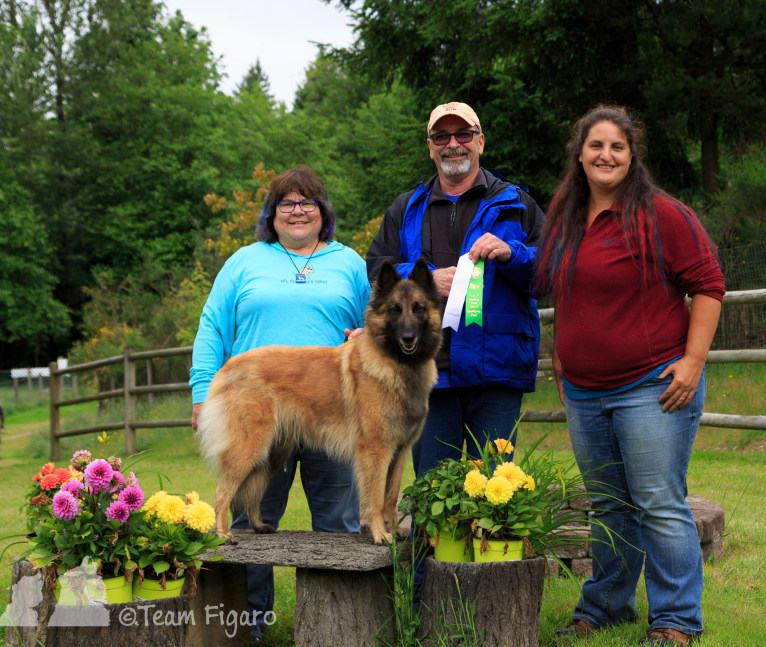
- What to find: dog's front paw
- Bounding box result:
[217,530,238,545]
[372,531,393,545]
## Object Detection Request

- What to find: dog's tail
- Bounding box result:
[197,395,231,475]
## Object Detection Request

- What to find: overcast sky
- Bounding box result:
[160,0,357,108]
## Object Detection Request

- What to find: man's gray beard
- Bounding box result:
[439,157,471,176]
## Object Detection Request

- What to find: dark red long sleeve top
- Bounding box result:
[555,194,725,390]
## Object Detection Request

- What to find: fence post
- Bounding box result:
[13,377,19,404]
[27,368,32,395]
[49,362,60,461]
[124,346,137,455]
[146,359,153,405]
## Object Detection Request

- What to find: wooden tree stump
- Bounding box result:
[294,567,393,647]
[188,530,402,647]
[6,560,189,647]
[419,557,546,647]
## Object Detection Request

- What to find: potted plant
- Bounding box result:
[132,490,224,600]
[400,455,478,562]
[24,450,144,604]
[461,436,540,561]
[462,429,618,564]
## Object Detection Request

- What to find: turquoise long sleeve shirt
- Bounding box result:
[189,240,370,403]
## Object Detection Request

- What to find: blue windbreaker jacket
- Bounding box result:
[366,171,543,392]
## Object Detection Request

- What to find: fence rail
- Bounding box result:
[47,289,766,459]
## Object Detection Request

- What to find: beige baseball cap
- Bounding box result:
[427,102,481,133]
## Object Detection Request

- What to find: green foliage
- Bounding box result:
[336,0,766,198]
[0,166,70,348]
[400,457,475,542]
[351,215,384,258]
[164,262,213,347]
[703,144,766,248]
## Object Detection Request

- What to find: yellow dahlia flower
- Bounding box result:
[524,475,536,491]
[184,500,216,533]
[492,438,514,455]
[464,470,488,498]
[156,495,186,524]
[185,491,200,505]
[494,461,526,491]
[485,476,514,505]
[142,490,167,516]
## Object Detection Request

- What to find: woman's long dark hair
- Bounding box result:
[258,165,335,243]
[535,105,667,296]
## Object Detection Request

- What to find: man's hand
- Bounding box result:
[191,403,203,432]
[432,266,456,298]
[468,233,512,264]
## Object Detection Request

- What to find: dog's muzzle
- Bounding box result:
[398,337,418,355]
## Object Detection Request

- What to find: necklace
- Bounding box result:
[280,239,320,283]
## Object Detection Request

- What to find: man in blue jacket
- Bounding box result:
[366,101,543,478]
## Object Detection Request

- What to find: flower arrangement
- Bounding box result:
[399,455,475,546]
[134,489,224,590]
[26,450,144,578]
[403,427,617,561]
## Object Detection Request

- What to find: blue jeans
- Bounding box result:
[230,447,359,637]
[412,385,523,603]
[565,374,705,636]
[412,385,523,477]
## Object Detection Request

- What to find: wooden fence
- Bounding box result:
[48,289,766,459]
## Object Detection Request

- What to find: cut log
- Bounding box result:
[6,560,188,647]
[294,567,393,647]
[419,557,546,647]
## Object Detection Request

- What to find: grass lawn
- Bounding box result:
[1,363,764,645]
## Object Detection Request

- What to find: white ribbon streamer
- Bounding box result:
[442,253,475,331]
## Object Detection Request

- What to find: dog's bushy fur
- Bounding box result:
[198,259,442,543]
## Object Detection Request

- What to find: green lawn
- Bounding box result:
[1,363,764,645]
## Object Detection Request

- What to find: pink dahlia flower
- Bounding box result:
[52,491,80,520]
[84,459,113,491]
[118,485,145,511]
[106,500,130,523]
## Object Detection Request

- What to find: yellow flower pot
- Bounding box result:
[133,575,186,601]
[55,571,133,605]
[433,528,473,562]
[472,535,524,562]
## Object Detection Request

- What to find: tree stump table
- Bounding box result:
[187,530,403,647]
[419,556,546,647]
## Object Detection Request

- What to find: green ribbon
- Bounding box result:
[465,259,484,327]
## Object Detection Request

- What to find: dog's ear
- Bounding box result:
[371,260,402,306]
[409,258,439,303]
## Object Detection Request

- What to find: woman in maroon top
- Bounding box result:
[536,106,723,646]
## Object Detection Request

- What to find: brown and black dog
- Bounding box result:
[198,258,442,544]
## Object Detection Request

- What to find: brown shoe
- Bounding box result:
[555,619,599,638]
[639,627,700,645]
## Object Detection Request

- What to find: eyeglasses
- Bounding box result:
[428,129,480,147]
[277,199,319,214]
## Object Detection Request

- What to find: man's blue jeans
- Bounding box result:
[411,385,523,602]
[230,447,359,637]
[565,374,705,636]
[412,385,523,477]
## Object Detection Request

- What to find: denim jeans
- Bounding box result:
[565,374,705,636]
[230,447,359,637]
[411,385,523,603]
[412,385,523,477]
